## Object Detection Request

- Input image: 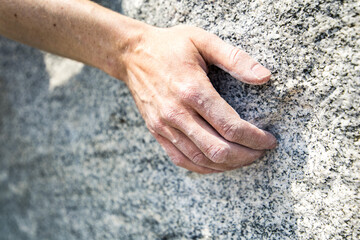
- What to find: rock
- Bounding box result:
[0,0,359,239]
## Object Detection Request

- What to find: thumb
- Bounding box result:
[191,30,271,85]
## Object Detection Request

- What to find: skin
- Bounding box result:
[0,0,277,174]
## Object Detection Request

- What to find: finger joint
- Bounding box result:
[149,118,166,134]
[191,152,205,165]
[178,85,205,107]
[162,106,186,125]
[206,144,230,163]
[222,122,240,142]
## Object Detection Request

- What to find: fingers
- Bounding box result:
[191,29,271,85]
[185,113,265,165]
[157,127,243,171]
[157,106,265,165]
[176,81,277,150]
[153,133,219,174]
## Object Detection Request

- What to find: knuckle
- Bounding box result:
[186,129,198,140]
[170,134,179,145]
[178,85,203,106]
[222,122,240,142]
[149,118,166,133]
[229,47,244,67]
[162,105,185,124]
[191,152,205,165]
[206,144,230,163]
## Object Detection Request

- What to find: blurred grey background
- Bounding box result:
[0,0,359,239]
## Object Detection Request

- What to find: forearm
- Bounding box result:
[0,0,148,79]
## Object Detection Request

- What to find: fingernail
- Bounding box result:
[251,64,271,80]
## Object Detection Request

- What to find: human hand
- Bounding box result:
[0,0,275,174]
[118,25,277,174]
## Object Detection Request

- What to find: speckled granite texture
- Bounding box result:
[0,0,359,239]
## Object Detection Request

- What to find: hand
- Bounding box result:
[120,25,277,174]
[0,0,275,174]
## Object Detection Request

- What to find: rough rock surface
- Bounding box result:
[0,0,359,239]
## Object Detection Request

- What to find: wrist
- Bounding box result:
[96,14,152,82]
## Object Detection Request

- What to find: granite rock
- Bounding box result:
[0,0,359,239]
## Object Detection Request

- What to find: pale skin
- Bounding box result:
[0,0,277,174]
